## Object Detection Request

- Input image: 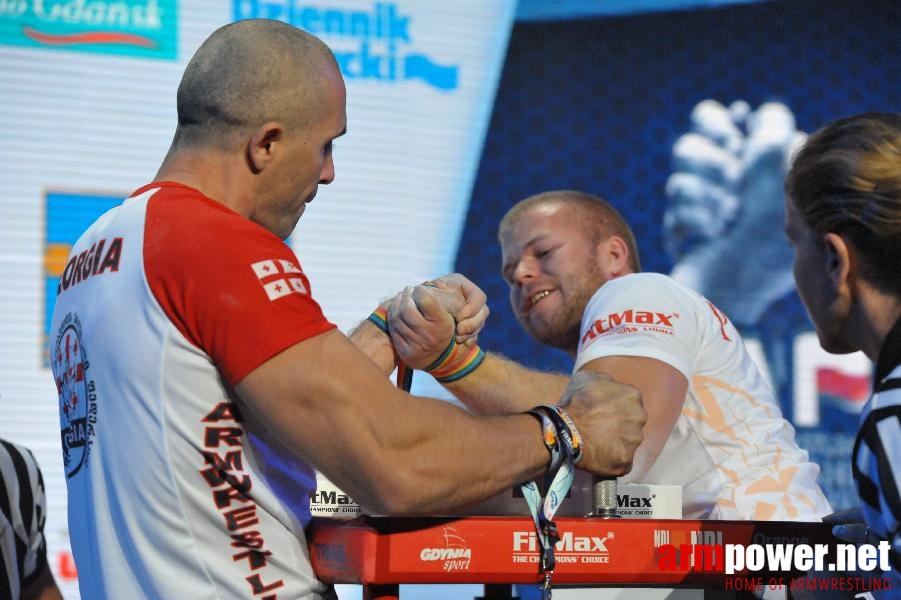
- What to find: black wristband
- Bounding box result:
[526,407,563,472]
[528,405,583,465]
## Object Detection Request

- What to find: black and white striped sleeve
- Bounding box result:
[0,439,50,600]
[853,379,901,568]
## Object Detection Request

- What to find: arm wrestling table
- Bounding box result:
[307,516,837,599]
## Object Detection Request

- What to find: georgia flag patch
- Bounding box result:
[251,259,308,301]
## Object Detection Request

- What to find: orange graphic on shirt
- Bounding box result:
[686,375,814,519]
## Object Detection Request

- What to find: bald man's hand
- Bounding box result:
[388,285,456,369]
[387,274,489,370]
[428,273,489,345]
[560,371,646,477]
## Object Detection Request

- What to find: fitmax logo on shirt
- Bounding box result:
[233,1,460,90]
[580,309,680,348]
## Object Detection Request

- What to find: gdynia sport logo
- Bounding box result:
[655,530,894,594]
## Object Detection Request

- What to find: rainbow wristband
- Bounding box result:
[367,306,389,335]
[424,338,486,383]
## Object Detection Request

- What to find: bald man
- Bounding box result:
[49,20,646,599]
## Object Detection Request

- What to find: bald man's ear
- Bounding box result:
[247,121,283,174]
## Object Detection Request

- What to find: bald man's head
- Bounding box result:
[174,19,342,150]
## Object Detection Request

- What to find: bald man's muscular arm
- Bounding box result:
[429,354,682,482]
[236,329,644,515]
[237,329,547,514]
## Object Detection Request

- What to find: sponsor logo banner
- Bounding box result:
[0,0,177,59]
[311,517,888,588]
[233,1,460,90]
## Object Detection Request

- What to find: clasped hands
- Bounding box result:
[380,273,646,478]
[384,273,487,370]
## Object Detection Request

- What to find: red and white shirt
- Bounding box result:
[50,182,336,599]
[574,273,832,521]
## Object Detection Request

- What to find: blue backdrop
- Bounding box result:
[455,0,901,511]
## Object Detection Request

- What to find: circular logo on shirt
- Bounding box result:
[53,312,97,478]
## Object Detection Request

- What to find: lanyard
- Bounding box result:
[521,459,575,599]
[522,406,583,599]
